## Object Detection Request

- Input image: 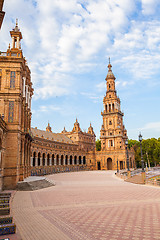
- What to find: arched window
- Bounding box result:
[52,154,54,165]
[112,103,114,111]
[109,104,111,112]
[38,152,41,166]
[105,105,107,112]
[79,156,82,165]
[42,153,45,166]
[65,155,68,165]
[56,155,59,165]
[47,153,50,166]
[33,152,36,166]
[70,156,72,165]
[83,156,86,165]
[61,155,64,165]
[74,156,77,165]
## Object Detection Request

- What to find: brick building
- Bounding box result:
[0,17,135,189]
[0,21,33,189]
[96,60,135,170]
[30,121,96,176]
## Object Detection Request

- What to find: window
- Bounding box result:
[109,120,112,125]
[8,101,14,123]
[10,71,15,88]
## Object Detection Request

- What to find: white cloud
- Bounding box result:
[141,0,159,15]
[142,121,160,131]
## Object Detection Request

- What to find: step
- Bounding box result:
[0,216,13,225]
[0,193,11,198]
[0,199,10,204]
[0,223,16,236]
[0,204,9,209]
[0,208,10,216]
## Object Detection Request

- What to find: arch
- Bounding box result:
[109,104,111,112]
[112,103,114,111]
[0,138,2,150]
[33,152,36,167]
[105,105,107,112]
[83,156,86,165]
[107,158,112,170]
[70,155,72,165]
[130,157,132,168]
[61,155,64,165]
[56,155,59,165]
[120,161,123,170]
[37,152,41,166]
[65,155,68,165]
[42,153,45,166]
[52,154,54,165]
[47,153,50,166]
[97,161,101,170]
[79,156,82,165]
[74,156,77,165]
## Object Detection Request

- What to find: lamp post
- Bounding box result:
[139,133,144,172]
[125,138,130,171]
[117,158,119,173]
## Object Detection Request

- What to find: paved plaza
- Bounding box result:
[11,171,160,240]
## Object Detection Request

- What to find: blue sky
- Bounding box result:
[1,0,160,140]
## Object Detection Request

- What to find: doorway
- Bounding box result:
[97,162,101,170]
[107,158,112,170]
[120,161,123,170]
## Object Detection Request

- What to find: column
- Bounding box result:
[35,157,38,167]
[40,157,42,166]
[63,157,65,166]
[49,158,52,166]
[30,157,33,167]
[17,36,20,48]
[45,158,47,166]
[54,158,56,165]
[12,37,14,48]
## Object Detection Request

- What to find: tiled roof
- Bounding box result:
[31,127,74,144]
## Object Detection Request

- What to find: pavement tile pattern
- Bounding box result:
[12,171,160,240]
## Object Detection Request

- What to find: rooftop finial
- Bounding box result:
[16,18,18,27]
[108,57,112,71]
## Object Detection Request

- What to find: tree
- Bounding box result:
[96,139,101,151]
[128,138,160,168]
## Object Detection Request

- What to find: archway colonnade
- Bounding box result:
[31,152,86,167]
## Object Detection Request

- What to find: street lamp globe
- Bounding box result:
[125,139,128,146]
[139,133,142,142]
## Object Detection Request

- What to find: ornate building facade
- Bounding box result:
[0,21,33,189]
[30,121,96,176]
[0,14,135,189]
[96,61,135,170]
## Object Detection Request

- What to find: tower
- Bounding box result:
[0,0,5,30]
[96,59,131,170]
[0,21,33,189]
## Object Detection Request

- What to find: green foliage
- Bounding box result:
[96,139,101,151]
[129,138,160,168]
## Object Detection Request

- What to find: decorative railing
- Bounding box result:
[31,165,90,176]
[0,52,7,56]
